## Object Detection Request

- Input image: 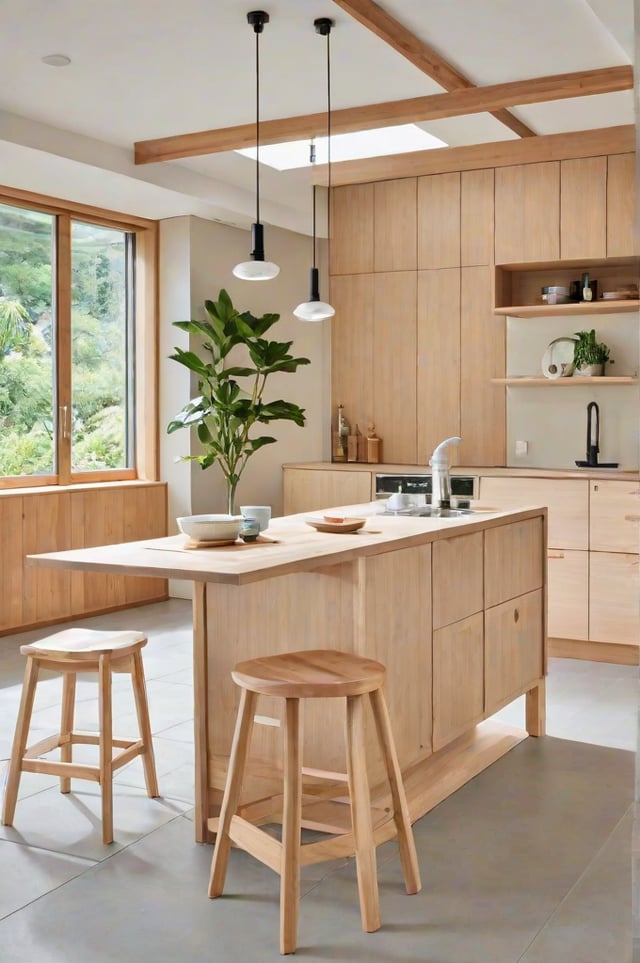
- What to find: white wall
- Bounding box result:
[506,312,640,469]
[159,214,330,531]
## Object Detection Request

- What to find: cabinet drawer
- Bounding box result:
[589,551,640,645]
[283,468,372,516]
[547,549,588,641]
[433,612,484,751]
[433,532,483,629]
[590,480,640,554]
[485,589,544,714]
[480,477,588,550]
[484,517,544,608]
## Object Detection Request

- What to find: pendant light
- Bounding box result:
[233,11,280,281]
[293,17,335,321]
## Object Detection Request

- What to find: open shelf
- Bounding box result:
[491,376,639,386]
[494,300,640,318]
[494,257,640,317]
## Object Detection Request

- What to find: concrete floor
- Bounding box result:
[0,598,636,962]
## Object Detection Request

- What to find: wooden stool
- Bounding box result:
[1,627,159,844]
[208,649,421,955]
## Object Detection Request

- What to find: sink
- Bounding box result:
[383,506,473,518]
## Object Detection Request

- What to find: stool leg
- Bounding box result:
[59,672,76,794]
[209,688,257,899]
[1,656,39,826]
[131,651,159,798]
[345,694,381,933]
[280,697,302,955]
[98,653,114,845]
[369,687,421,895]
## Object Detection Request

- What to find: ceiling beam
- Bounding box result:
[134,65,632,165]
[331,0,535,137]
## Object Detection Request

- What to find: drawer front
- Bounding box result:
[590,480,640,554]
[547,549,588,641]
[433,612,484,751]
[589,551,640,645]
[484,517,544,608]
[432,532,483,629]
[485,589,544,715]
[283,468,372,515]
[480,477,588,550]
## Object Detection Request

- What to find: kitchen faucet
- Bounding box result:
[430,437,461,509]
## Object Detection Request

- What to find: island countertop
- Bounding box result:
[26,502,547,585]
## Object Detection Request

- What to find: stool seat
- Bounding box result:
[210,647,420,954]
[2,626,158,845]
[232,649,386,699]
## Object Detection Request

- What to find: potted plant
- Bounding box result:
[572,329,613,376]
[167,289,310,514]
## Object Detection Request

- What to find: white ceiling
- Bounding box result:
[0,0,634,233]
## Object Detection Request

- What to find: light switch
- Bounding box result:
[515,440,528,456]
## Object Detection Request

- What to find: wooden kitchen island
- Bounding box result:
[28,503,547,845]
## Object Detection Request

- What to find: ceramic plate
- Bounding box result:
[541,338,576,379]
[305,517,366,534]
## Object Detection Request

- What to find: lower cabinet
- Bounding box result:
[283,467,372,515]
[589,551,640,645]
[432,612,484,751]
[485,589,544,715]
[547,549,588,641]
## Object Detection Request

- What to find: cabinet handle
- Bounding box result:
[547,550,564,559]
[514,608,520,623]
[624,515,640,522]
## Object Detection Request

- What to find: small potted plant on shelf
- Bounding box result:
[167,289,310,514]
[571,329,613,377]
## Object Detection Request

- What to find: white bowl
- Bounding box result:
[177,514,244,542]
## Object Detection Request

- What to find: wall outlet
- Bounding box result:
[515,440,528,456]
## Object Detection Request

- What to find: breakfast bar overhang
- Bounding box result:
[27,504,548,845]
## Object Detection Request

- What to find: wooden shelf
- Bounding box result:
[494,300,640,318]
[492,376,639,386]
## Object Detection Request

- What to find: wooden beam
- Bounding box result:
[331,0,535,137]
[134,65,632,165]
[313,125,635,186]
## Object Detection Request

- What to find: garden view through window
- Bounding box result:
[0,201,135,481]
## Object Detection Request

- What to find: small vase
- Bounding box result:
[576,363,604,377]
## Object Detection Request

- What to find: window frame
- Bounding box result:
[0,185,158,489]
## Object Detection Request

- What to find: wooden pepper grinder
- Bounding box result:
[366,423,381,464]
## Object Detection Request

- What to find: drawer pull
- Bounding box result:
[624,515,640,522]
[547,550,564,559]
[514,608,520,623]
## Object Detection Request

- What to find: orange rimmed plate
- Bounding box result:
[305,517,366,534]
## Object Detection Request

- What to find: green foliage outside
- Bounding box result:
[0,203,131,477]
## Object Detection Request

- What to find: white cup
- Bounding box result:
[240,505,271,532]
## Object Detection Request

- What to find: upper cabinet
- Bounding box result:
[461,169,494,266]
[330,183,374,275]
[607,153,638,257]
[560,156,607,260]
[495,162,560,264]
[374,178,417,272]
[418,172,461,269]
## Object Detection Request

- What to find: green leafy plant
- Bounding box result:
[167,289,310,514]
[572,329,613,370]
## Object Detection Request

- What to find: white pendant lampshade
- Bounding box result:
[294,17,334,321]
[233,11,279,282]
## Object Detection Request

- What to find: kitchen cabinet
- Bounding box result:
[461,169,494,266]
[22,493,71,625]
[283,467,372,516]
[330,183,374,275]
[330,273,374,438]
[433,612,484,751]
[374,178,417,272]
[493,258,640,316]
[589,479,640,553]
[494,162,560,264]
[416,268,460,464]
[460,266,505,467]
[0,496,24,631]
[479,477,588,550]
[484,516,545,608]
[547,549,589,641]
[589,551,640,645]
[607,153,638,257]
[432,532,483,629]
[560,157,607,260]
[417,172,460,269]
[373,272,417,464]
[485,589,544,714]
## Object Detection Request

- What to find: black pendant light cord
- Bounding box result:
[255,24,261,226]
[325,25,331,267]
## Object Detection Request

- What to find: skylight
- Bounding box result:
[236,124,447,170]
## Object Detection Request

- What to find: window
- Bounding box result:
[0,191,157,487]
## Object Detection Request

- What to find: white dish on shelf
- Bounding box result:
[541,338,576,379]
